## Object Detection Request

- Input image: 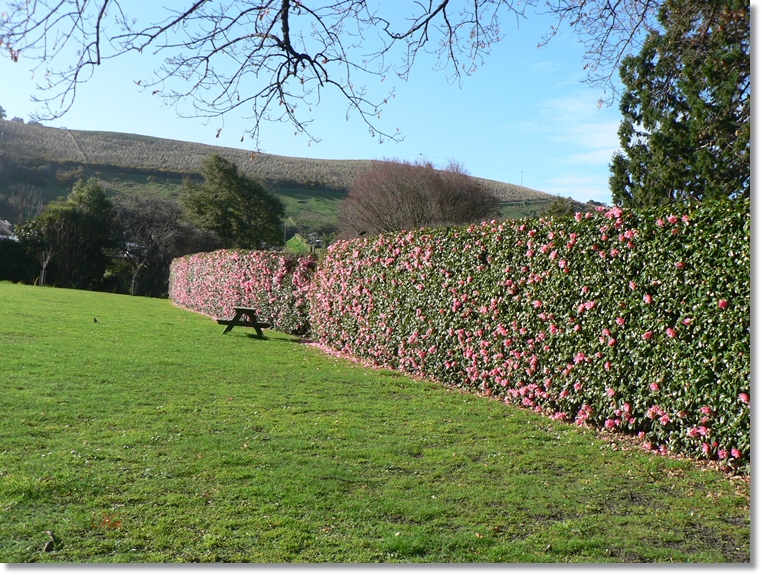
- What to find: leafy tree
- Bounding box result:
[0,105,6,120]
[609,0,749,207]
[20,177,116,289]
[338,159,499,237]
[1,1,672,145]
[541,197,579,218]
[182,155,285,249]
[16,210,62,287]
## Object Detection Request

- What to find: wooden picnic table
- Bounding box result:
[217,307,271,337]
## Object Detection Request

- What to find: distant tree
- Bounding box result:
[20,177,116,289]
[0,105,6,120]
[609,0,749,207]
[0,186,45,225]
[113,196,179,296]
[113,195,222,296]
[10,117,23,123]
[338,159,499,237]
[181,154,285,249]
[16,212,60,287]
[541,197,578,217]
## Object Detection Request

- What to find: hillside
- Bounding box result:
[0,119,587,226]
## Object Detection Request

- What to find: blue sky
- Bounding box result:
[0,4,648,204]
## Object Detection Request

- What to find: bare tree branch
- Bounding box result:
[0,1,671,142]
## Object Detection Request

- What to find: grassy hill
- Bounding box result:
[0,119,589,230]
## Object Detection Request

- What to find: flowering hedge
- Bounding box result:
[169,249,316,335]
[309,200,750,469]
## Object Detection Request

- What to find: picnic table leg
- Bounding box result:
[242,311,265,338]
[221,310,244,334]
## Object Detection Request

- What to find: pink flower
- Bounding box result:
[666,327,676,338]
[731,448,741,458]
[604,419,616,429]
[656,218,664,227]
[659,414,670,425]
[675,261,686,269]
[718,299,728,309]
[682,215,690,223]
[701,443,711,455]
[629,281,637,290]
[649,382,659,392]
[738,392,749,404]
[607,338,616,347]
[560,389,569,398]
[667,215,678,224]
[642,331,653,340]
[615,317,625,326]
[643,293,652,304]
[699,406,712,416]
[682,318,692,326]
[604,361,611,372]
[606,388,616,397]
[718,449,728,459]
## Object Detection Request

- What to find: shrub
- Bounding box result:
[169,249,316,335]
[338,159,499,237]
[310,200,750,469]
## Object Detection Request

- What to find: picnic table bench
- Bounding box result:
[217,307,271,337]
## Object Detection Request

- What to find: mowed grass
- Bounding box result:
[0,283,749,563]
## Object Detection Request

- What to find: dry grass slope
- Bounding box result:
[0,120,559,204]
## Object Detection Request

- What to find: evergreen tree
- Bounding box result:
[609,0,749,207]
[182,155,285,249]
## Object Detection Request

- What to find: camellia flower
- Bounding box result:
[675,261,686,269]
[738,393,749,404]
[615,317,625,326]
[718,449,728,459]
[643,331,653,340]
[643,293,652,304]
[606,388,616,397]
[666,327,676,338]
[731,448,741,458]
[650,382,659,392]
[718,299,728,309]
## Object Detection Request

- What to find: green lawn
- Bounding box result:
[0,282,749,563]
